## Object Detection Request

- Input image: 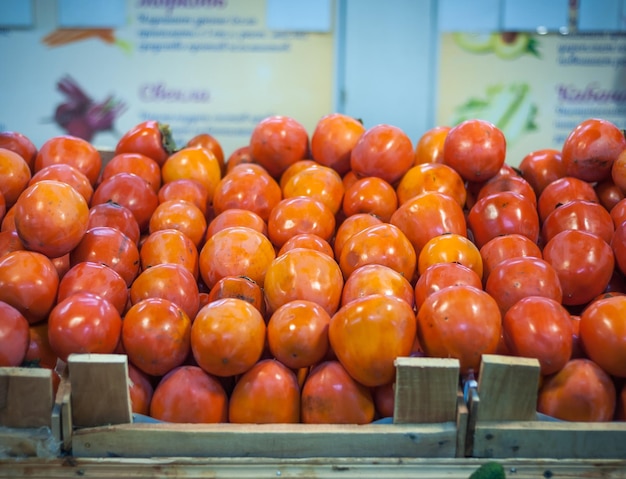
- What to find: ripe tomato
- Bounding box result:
[543,230,614,306]
[212,163,282,222]
[485,257,563,316]
[479,233,542,284]
[14,180,89,258]
[537,176,599,223]
[396,162,466,208]
[267,299,331,369]
[332,213,383,260]
[162,145,222,201]
[329,294,416,387]
[442,119,506,183]
[541,199,614,245]
[341,263,414,308]
[199,226,275,290]
[418,233,483,280]
[0,148,32,207]
[0,300,30,366]
[0,131,38,172]
[130,263,200,320]
[562,118,626,183]
[123,297,191,376]
[580,295,626,378]
[100,152,162,194]
[390,191,467,256]
[518,149,565,196]
[115,120,176,167]
[282,164,345,216]
[187,132,225,175]
[342,176,398,222]
[414,263,482,312]
[249,115,309,179]
[29,163,93,204]
[278,233,334,259]
[92,172,159,233]
[70,226,140,287]
[0,250,59,324]
[149,199,207,248]
[58,261,129,315]
[310,113,365,176]
[127,363,154,416]
[158,178,210,217]
[150,365,228,423]
[191,298,266,377]
[87,201,141,245]
[350,124,414,185]
[338,222,416,281]
[537,358,616,422]
[468,191,539,249]
[139,228,199,280]
[229,359,300,424]
[416,284,501,374]
[301,360,375,424]
[206,275,266,317]
[503,296,573,376]
[264,247,344,316]
[35,135,101,186]
[267,196,336,248]
[414,125,450,165]
[48,292,122,362]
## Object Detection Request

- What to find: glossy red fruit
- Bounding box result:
[561,118,626,183]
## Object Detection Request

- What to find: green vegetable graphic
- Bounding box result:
[453,32,540,60]
[449,83,538,144]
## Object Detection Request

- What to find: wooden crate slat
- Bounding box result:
[0,367,53,428]
[67,354,132,428]
[476,354,540,422]
[70,421,459,458]
[473,421,626,459]
[393,357,460,424]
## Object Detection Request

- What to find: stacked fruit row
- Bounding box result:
[0,113,625,425]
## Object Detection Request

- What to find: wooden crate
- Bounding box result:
[0,366,62,457]
[62,353,469,459]
[466,354,626,459]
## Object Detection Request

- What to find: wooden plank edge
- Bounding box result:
[70,421,459,458]
[0,427,60,458]
[473,420,626,459]
[1,457,626,479]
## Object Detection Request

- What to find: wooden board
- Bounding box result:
[476,354,540,422]
[67,354,132,428]
[70,421,459,458]
[393,357,459,424]
[0,367,53,428]
[1,457,626,478]
[473,421,626,459]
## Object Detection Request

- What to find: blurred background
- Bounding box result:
[1,0,625,165]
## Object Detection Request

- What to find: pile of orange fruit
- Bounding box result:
[0,113,625,425]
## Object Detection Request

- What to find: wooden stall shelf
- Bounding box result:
[0,367,60,458]
[467,354,626,459]
[66,354,468,459]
